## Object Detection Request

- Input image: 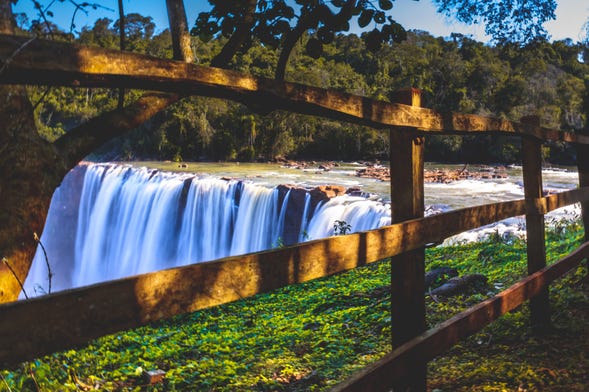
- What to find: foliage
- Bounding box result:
[333,219,351,235]
[22,15,589,164]
[1,222,586,391]
[193,0,557,75]
[433,0,557,44]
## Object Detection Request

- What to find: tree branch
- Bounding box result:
[166,0,194,63]
[51,0,193,167]
[210,0,257,68]
[54,92,180,167]
[274,0,355,80]
[117,0,125,108]
[275,14,312,81]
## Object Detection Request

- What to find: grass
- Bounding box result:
[1,222,588,391]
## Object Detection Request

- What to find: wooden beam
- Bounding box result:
[576,130,589,243]
[0,197,529,367]
[0,34,587,144]
[1,188,585,368]
[332,241,589,392]
[528,187,589,215]
[521,116,550,329]
[389,88,426,391]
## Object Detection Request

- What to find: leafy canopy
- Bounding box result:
[193,0,557,68]
[434,0,557,44]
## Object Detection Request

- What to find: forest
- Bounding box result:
[19,12,589,164]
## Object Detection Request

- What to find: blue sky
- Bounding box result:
[12,0,589,43]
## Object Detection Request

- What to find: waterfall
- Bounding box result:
[22,163,391,296]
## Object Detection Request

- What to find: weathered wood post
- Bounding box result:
[575,125,589,279]
[521,115,551,329]
[576,134,589,242]
[390,88,426,391]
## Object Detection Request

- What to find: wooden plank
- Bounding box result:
[389,88,426,391]
[0,34,587,145]
[521,116,550,328]
[0,198,528,367]
[576,136,589,243]
[528,187,589,215]
[0,185,582,367]
[332,241,589,392]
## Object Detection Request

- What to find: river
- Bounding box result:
[21,161,580,297]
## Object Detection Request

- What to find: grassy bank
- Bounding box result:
[1,223,587,391]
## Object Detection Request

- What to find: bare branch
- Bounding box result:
[2,257,28,299]
[33,232,52,294]
[0,36,35,75]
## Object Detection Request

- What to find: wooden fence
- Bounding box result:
[1,34,588,390]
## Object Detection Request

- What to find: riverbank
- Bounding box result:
[2,223,586,391]
[356,163,509,183]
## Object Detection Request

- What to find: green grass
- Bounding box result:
[1,222,587,391]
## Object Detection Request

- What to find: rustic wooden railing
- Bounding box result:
[1,35,588,391]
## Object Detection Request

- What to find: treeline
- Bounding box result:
[22,14,589,164]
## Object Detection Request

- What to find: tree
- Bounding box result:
[194,0,556,80]
[0,0,192,302]
[0,0,558,302]
[433,0,556,44]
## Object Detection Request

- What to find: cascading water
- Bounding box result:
[22,163,391,296]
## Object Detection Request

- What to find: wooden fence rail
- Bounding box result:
[0,187,587,368]
[333,240,589,391]
[2,34,589,390]
[1,34,589,144]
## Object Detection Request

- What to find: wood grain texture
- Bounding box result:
[521,117,550,328]
[389,89,427,391]
[0,34,587,144]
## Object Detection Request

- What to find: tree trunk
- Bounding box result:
[0,0,64,302]
[0,86,67,302]
[0,0,192,303]
[166,0,194,63]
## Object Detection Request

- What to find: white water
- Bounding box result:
[23,163,393,295]
[22,162,581,297]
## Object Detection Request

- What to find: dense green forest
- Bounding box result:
[21,14,589,164]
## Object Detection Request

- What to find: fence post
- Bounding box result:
[389,88,426,391]
[521,115,551,329]
[576,131,589,243]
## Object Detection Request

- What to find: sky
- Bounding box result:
[12,0,589,43]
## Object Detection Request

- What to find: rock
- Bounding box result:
[345,186,364,197]
[424,267,459,290]
[356,166,390,181]
[142,369,166,385]
[277,184,309,245]
[429,274,489,297]
[310,185,346,202]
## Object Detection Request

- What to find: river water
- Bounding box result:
[135,161,580,208]
[21,161,581,297]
